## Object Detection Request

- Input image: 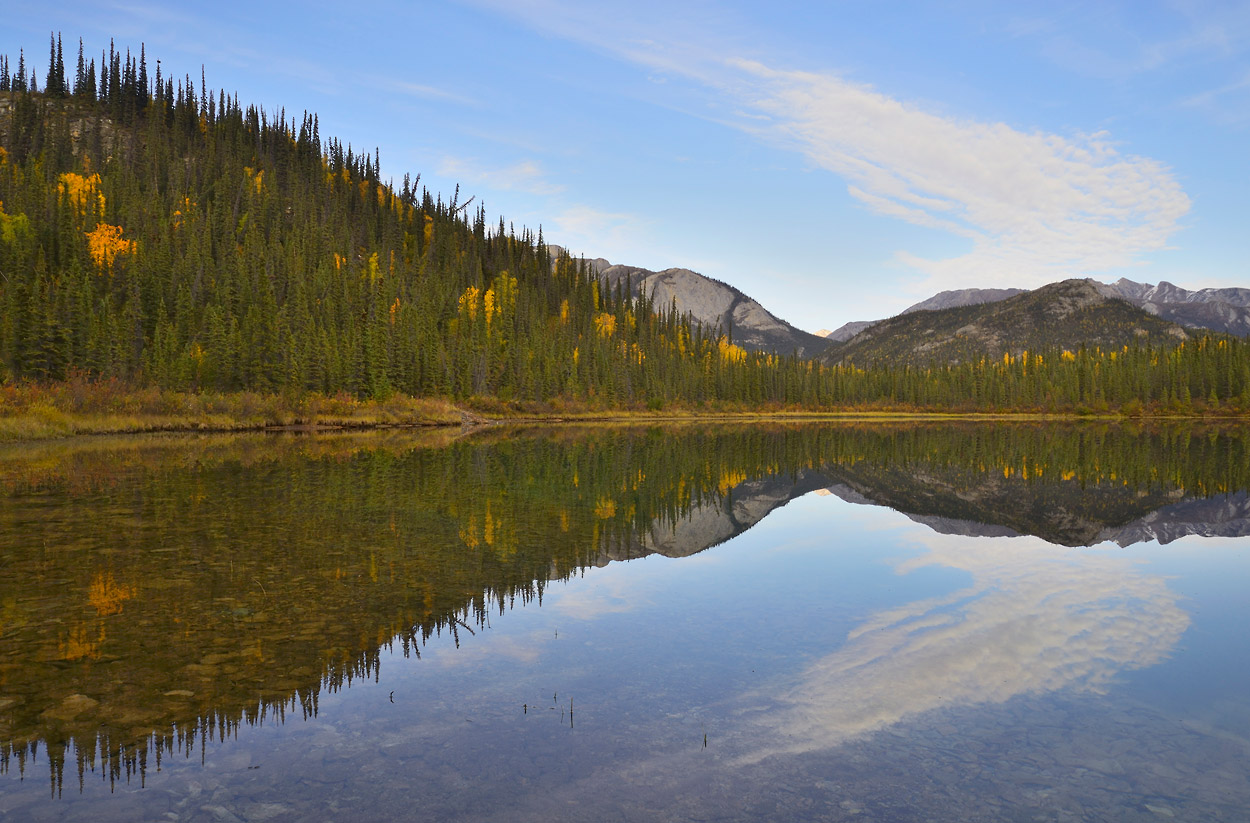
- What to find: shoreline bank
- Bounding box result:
[3,392,1246,443]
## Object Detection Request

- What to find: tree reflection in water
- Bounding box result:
[1,422,1246,794]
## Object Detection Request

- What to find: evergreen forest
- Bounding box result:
[3,36,1250,414]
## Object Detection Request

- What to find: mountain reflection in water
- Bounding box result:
[1,422,1246,798]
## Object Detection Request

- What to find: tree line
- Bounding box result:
[2,36,1249,413]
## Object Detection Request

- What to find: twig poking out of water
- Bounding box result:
[253,578,267,595]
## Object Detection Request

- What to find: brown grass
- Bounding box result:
[2,377,1245,443]
[0,378,462,442]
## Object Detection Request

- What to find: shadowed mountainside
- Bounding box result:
[824,279,1190,367]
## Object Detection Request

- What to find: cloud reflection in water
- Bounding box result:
[743,528,1190,761]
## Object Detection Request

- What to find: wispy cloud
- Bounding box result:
[464,0,1193,292]
[717,59,1191,291]
[1003,3,1250,81]
[1182,68,1250,124]
[738,528,1189,762]
[438,156,565,196]
[377,78,478,107]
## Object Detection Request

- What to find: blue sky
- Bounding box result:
[4,1,1248,332]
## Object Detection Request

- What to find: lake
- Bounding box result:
[2,422,1248,821]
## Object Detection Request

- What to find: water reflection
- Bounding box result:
[744,529,1190,762]
[1,422,1247,800]
[0,425,832,793]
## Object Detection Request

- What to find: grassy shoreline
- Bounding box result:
[2,380,1247,442]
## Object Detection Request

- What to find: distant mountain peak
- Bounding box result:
[822,276,1250,353]
[563,254,829,356]
[823,277,1189,368]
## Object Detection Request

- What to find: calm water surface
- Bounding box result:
[1,423,1248,821]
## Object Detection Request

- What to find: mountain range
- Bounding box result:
[822,278,1191,367]
[568,246,1247,365]
[824,277,1250,344]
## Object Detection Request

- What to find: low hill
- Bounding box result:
[825,279,1190,367]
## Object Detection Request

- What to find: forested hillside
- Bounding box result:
[2,36,1250,415]
[1,36,799,406]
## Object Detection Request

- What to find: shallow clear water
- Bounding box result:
[2,424,1248,821]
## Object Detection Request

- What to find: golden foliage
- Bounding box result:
[717,336,747,364]
[485,272,517,332]
[458,286,481,321]
[593,497,616,519]
[484,287,497,327]
[58,172,105,219]
[172,197,195,229]
[85,222,136,272]
[717,469,747,496]
[243,166,264,194]
[58,623,104,661]
[459,513,480,548]
[593,312,616,338]
[88,572,137,616]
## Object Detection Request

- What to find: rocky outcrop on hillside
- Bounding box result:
[546,246,827,355]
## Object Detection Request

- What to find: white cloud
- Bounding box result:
[438,156,565,196]
[736,529,1189,763]
[457,0,1200,298]
[720,58,1191,292]
[464,0,1195,293]
[380,79,478,107]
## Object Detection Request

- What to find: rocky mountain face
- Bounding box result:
[823,278,1188,367]
[824,287,1028,342]
[550,248,828,356]
[1098,278,1250,337]
[827,278,1250,346]
[902,286,1028,313]
[820,320,876,343]
[601,264,829,356]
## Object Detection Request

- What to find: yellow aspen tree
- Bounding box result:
[85,223,136,272]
